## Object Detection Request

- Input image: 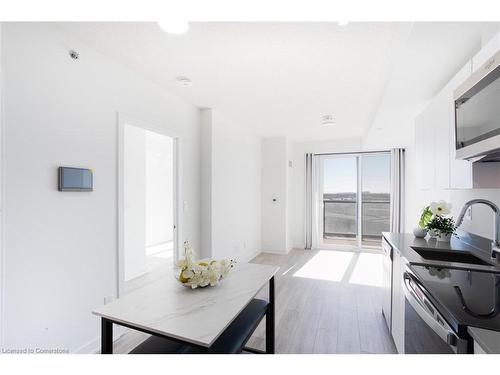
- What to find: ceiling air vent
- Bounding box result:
[322,115,336,126]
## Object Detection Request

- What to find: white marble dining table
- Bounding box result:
[93,262,278,354]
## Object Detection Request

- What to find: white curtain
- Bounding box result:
[305,153,320,249]
[390,148,405,233]
[304,153,313,249]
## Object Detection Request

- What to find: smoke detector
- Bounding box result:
[69,50,79,60]
[158,21,190,35]
[322,115,336,126]
[176,76,193,87]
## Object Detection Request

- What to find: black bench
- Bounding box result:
[130,298,269,354]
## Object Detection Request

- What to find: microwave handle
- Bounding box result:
[403,272,460,348]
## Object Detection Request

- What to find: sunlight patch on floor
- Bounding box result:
[146,241,174,256]
[292,249,382,287]
[348,252,383,287]
[293,250,354,282]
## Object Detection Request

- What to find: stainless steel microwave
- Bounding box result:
[454,50,500,161]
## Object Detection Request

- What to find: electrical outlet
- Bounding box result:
[243,241,247,249]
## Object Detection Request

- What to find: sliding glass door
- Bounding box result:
[321,155,358,246]
[360,153,391,246]
[318,152,390,248]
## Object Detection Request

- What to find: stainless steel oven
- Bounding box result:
[403,268,469,353]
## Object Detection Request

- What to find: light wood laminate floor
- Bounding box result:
[114,248,396,354]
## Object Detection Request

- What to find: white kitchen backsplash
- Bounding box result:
[449,189,500,240]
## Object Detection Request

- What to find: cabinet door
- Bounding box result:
[391,249,405,353]
[434,90,451,189]
[416,60,473,190]
[415,105,435,190]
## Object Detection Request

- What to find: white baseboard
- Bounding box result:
[259,248,290,255]
[73,326,125,354]
[73,337,100,354]
[240,249,261,262]
[124,270,147,282]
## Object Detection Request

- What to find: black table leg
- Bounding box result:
[266,276,275,354]
[101,318,113,354]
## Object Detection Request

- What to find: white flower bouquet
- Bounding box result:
[418,200,456,242]
[175,241,235,289]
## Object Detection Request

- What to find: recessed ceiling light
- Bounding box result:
[338,21,349,26]
[322,115,336,126]
[158,21,190,35]
[176,76,193,87]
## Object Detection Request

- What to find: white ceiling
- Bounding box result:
[57,22,497,141]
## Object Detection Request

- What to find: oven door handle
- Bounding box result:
[403,272,461,349]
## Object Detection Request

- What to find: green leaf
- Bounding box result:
[419,206,433,229]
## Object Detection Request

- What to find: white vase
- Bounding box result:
[437,232,452,242]
[413,227,428,238]
[428,229,439,238]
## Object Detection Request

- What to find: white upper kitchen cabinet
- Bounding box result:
[415,59,474,190]
[415,100,435,190]
[434,88,452,189]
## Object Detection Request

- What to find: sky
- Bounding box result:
[323,154,390,194]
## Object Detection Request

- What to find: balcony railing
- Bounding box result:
[323,199,390,240]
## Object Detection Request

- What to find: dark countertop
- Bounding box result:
[382,231,500,272]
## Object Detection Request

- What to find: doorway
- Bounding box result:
[117,116,179,296]
[317,152,390,249]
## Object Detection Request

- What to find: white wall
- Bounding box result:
[200,109,213,259]
[261,138,289,253]
[1,23,201,353]
[286,141,293,251]
[0,22,4,346]
[363,122,417,233]
[202,110,262,262]
[123,124,147,281]
[289,138,363,249]
[407,187,500,240]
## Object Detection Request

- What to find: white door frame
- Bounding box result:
[0,22,4,347]
[116,113,181,297]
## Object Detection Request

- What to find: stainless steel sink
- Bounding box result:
[411,247,492,266]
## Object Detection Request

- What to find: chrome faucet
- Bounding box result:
[456,199,500,260]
